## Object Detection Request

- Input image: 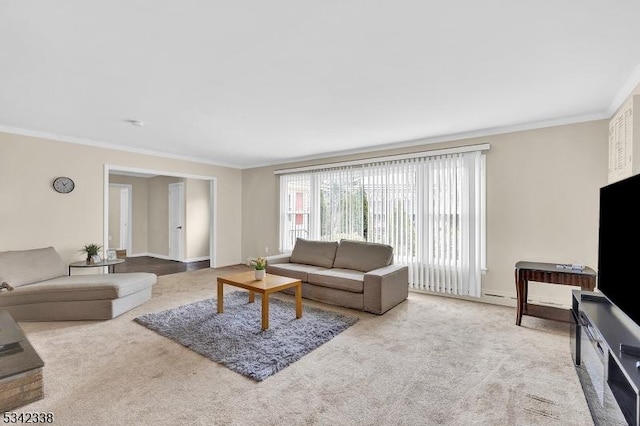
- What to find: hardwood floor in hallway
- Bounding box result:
[115,256,211,276]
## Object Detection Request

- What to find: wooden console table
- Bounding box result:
[515,261,596,326]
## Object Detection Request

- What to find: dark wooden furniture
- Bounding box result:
[515,261,596,326]
[0,310,44,412]
[571,290,640,426]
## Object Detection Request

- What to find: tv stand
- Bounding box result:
[581,293,609,303]
[621,344,640,357]
[571,290,640,426]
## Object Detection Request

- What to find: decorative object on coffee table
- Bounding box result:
[80,243,102,264]
[134,291,359,381]
[251,256,267,280]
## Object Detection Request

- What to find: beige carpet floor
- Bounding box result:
[18,265,593,426]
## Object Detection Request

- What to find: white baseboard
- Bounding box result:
[480,288,571,309]
[480,290,518,307]
[183,256,210,263]
[410,287,571,310]
[127,252,151,258]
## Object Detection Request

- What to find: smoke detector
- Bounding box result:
[125,119,145,127]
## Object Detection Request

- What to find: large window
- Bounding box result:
[278,148,486,297]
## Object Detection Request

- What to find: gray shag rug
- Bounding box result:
[134,291,359,381]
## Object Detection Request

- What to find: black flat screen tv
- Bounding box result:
[597,173,640,327]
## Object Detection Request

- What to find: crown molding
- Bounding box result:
[244,111,609,169]
[0,125,241,169]
[608,63,640,116]
[0,110,610,171]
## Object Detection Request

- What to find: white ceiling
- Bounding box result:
[1,1,640,169]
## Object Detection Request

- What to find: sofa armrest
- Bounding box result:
[264,254,291,265]
[363,264,409,315]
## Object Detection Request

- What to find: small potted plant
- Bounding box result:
[251,256,267,280]
[81,243,103,264]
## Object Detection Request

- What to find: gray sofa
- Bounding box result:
[266,239,408,314]
[0,247,157,321]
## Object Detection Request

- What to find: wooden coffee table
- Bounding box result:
[216,271,302,330]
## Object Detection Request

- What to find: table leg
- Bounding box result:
[248,291,255,303]
[523,277,529,316]
[217,281,224,313]
[515,269,523,326]
[295,284,302,319]
[261,293,269,330]
[582,276,596,292]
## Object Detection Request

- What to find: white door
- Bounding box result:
[168,183,185,261]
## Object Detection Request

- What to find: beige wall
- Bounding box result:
[0,132,242,267]
[241,120,609,307]
[185,178,210,260]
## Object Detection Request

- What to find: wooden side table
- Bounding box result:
[515,261,596,326]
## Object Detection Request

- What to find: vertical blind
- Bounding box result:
[278,149,486,297]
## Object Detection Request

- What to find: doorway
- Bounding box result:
[104,165,217,269]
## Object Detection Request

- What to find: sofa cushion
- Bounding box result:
[0,247,67,288]
[266,263,328,283]
[307,269,365,293]
[332,240,394,272]
[289,238,339,269]
[0,273,157,306]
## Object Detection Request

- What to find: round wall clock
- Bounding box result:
[53,176,75,194]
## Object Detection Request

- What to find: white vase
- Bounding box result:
[255,269,265,280]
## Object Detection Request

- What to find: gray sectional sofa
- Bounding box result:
[266,239,408,314]
[0,247,157,321]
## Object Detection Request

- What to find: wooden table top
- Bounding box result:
[515,261,596,276]
[217,271,301,293]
